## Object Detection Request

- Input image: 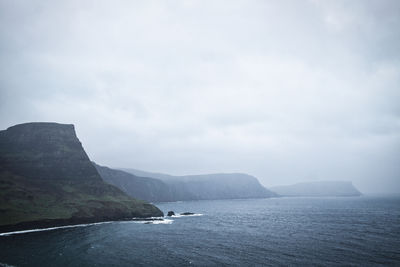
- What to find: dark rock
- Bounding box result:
[167,211,175,216]
[180,212,195,216]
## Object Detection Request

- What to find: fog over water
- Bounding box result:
[0,0,399,193]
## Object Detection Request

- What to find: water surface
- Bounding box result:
[0,196,399,266]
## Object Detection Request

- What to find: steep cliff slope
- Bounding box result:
[0,122,162,232]
[94,163,176,202]
[114,168,277,201]
[162,173,278,200]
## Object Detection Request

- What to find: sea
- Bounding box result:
[0,196,399,266]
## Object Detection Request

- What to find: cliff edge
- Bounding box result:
[0,122,163,232]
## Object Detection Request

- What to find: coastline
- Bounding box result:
[0,215,164,235]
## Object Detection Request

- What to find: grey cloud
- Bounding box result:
[0,0,399,193]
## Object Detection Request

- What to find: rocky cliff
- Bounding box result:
[98,167,278,202]
[160,173,278,200]
[94,163,176,202]
[0,122,163,232]
[0,123,101,181]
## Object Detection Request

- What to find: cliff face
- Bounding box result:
[270,181,362,197]
[94,163,176,202]
[0,122,163,232]
[97,167,277,202]
[0,123,100,181]
[162,173,278,200]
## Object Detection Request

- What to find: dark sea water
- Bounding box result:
[0,196,399,266]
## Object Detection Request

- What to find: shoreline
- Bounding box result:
[0,221,116,236]
[0,216,165,235]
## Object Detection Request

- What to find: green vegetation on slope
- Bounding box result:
[0,170,160,226]
[0,122,162,230]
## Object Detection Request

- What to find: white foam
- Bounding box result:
[132,219,174,224]
[0,213,205,236]
[0,217,175,236]
[0,221,114,237]
[149,216,165,220]
[171,213,204,218]
[152,219,173,224]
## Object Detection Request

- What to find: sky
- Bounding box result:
[0,0,399,194]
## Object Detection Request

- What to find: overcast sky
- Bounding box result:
[1,0,399,193]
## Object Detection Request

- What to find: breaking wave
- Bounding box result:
[171,213,204,218]
[0,221,115,237]
[0,217,176,236]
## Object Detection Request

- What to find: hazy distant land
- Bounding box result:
[96,164,277,202]
[270,181,362,197]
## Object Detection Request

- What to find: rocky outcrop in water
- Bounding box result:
[180,212,195,216]
[0,122,163,232]
[167,211,175,216]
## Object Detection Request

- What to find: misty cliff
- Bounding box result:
[270,181,362,197]
[105,168,278,201]
[0,122,162,232]
[161,173,278,200]
[94,163,176,202]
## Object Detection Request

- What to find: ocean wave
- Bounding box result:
[0,217,175,236]
[0,221,115,237]
[132,219,174,224]
[171,213,204,218]
[0,213,206,236]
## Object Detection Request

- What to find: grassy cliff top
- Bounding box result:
[0,122,163,231]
